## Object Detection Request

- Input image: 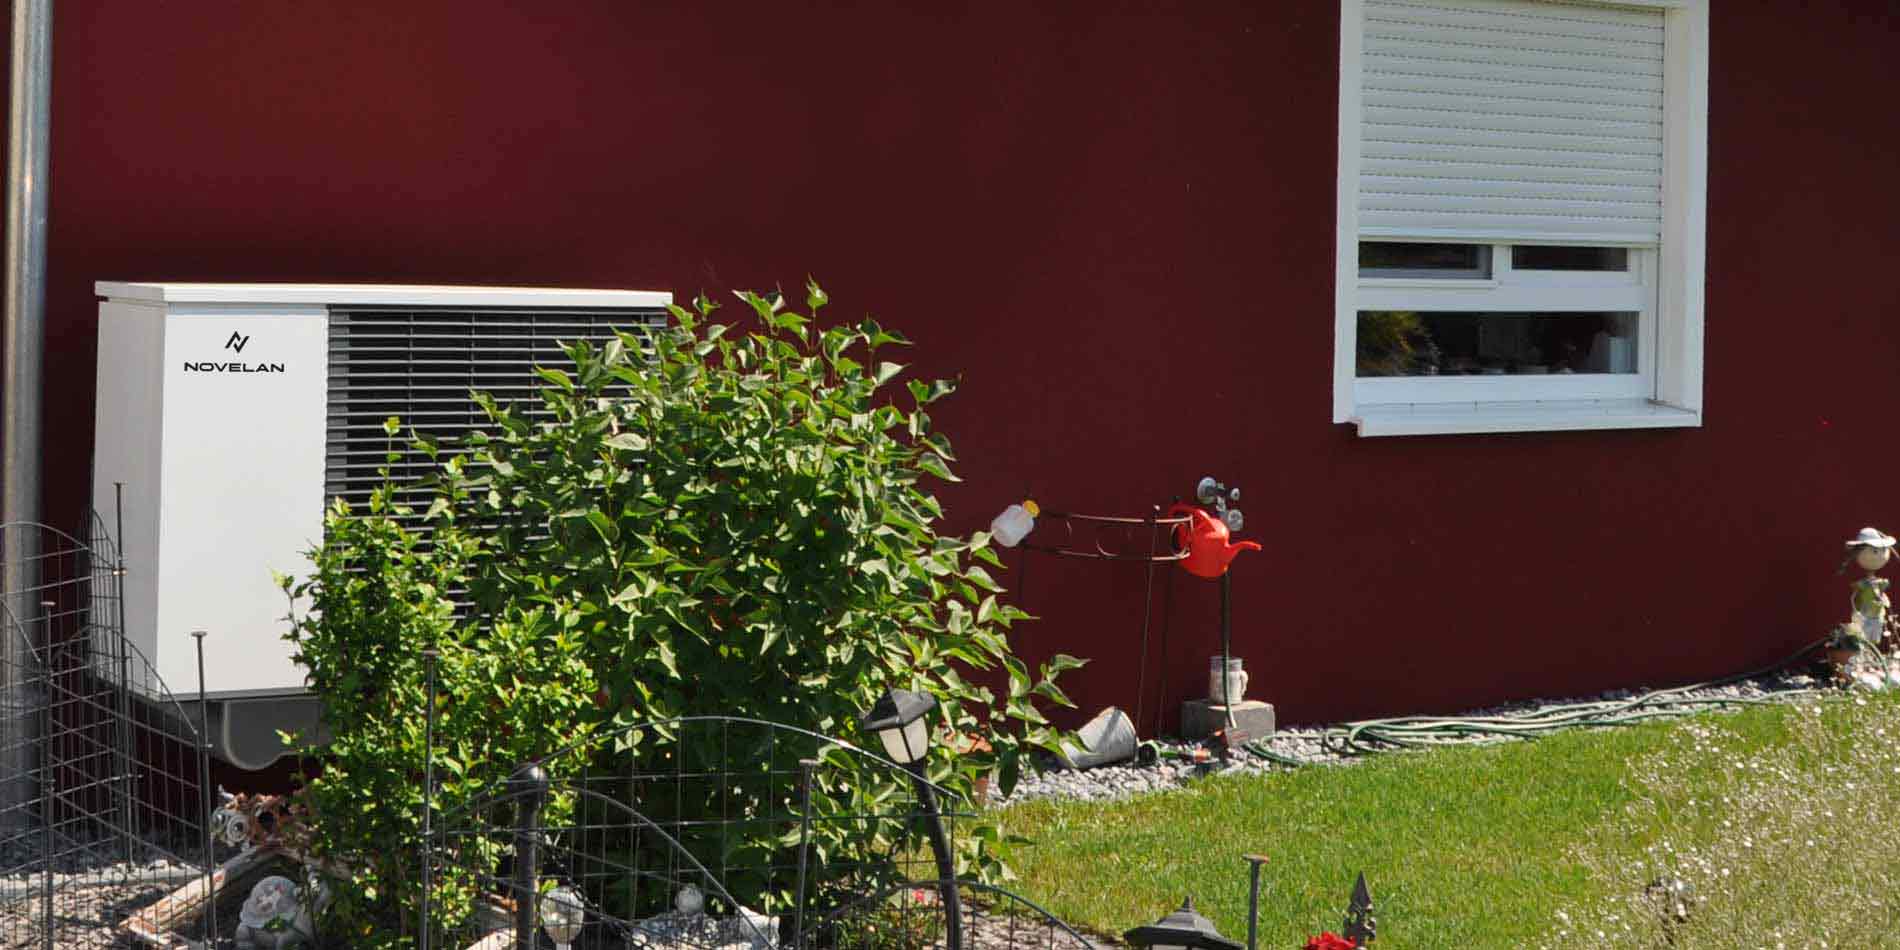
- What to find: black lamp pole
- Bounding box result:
[908,763,963,950]
[861,689,962,950]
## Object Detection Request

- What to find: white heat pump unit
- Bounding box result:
[92,283,672,769]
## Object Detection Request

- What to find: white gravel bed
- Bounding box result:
[993,665,1876,807]
[0,829,227,949]
[0,874,179,950]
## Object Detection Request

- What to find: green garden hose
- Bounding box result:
[1243,636,1874,765]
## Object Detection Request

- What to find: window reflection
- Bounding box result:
[1357,312,1638,377]
[1512,246,1629,271]
[1359,243,1491,279]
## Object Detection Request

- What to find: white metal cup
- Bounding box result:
[1208,656,1248,705]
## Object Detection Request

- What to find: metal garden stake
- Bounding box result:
[1243,854,1269,950]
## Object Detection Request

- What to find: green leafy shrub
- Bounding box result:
[283,282,1080,945]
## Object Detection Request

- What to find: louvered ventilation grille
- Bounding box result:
[324,306,665,516]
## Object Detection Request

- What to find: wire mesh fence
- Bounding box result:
[0,517,223,950]
[428,716,985,950]
[0,515,1094,948]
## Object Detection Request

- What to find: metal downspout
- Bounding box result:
[1,0,53,828]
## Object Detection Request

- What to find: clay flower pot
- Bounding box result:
[952,732,994,806]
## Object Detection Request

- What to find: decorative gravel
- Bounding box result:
[962,910,1114,950]
[0,830,228,950]
[993,666,1875,806]
[0,864,185,950]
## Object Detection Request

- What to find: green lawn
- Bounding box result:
[996,691,1900,948]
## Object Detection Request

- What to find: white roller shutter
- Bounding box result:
[1358,0,1666,244]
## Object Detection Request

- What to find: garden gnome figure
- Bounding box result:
[1844,527,1895,645]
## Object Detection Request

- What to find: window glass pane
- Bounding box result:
[1359,242,1491,278]
[1356,311,1638,377]
[1511,246,1629,271]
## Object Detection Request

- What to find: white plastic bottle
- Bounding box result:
[989,500,1040,547]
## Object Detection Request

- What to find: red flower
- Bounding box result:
[1304,934,1358,950]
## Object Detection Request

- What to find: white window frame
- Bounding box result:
[1332,0,1708,437]
[1357,242,1656,405]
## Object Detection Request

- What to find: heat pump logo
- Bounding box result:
[183,332,286,374]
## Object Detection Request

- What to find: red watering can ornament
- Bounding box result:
[1167,502,1260,579]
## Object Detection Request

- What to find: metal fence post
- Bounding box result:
[193,631,217,945]
[420,649,438,950]
[114,484,135,866]
[39,603,53,950]
[510,763,549,950]
[793,758,817,948]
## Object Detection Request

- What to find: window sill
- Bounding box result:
[1350,399,1700,437]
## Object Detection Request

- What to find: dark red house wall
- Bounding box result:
[18,2,1900,727]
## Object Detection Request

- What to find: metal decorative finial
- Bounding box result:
[1342,873,1376,945]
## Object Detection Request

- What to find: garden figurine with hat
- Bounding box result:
[1828,526,1896,683]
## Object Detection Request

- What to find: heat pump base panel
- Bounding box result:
[147,693,331,772]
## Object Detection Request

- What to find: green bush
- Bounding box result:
[283,282,1080,945]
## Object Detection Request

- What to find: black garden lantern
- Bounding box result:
[1124,897,1245,950]
[858,688,936,766]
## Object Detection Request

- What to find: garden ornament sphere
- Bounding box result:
[540,885,586,948]
[234,875,308,950]
[676,883,705,915]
